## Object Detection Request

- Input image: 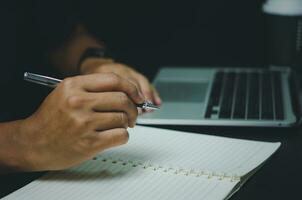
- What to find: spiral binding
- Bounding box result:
[92,156,241,182]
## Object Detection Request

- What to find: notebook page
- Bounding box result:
[102,126,280,177]
[3,158,239,200]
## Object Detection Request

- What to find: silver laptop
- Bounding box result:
[137,66,302,127]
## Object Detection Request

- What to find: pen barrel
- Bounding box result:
[24,72,61,88]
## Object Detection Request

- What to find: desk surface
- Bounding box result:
[1,125,301,199]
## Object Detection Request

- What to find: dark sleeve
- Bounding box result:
[33,0,81,51]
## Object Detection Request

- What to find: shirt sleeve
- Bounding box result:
[33,0,81,51]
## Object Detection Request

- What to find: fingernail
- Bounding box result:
[155,97,162,105]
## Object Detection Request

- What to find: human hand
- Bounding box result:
[18,73,144,171]
[79,58,162,107]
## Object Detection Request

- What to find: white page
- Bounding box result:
[101,126,280,176]
[3,158,238,200]
[3,126,280,200]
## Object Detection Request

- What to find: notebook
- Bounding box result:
[2,126,280,200]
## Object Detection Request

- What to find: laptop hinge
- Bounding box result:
[269,65,292,73]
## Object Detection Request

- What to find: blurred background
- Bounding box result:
[8,0,301,122]
[7,0,283,120]
[81,0,266,77]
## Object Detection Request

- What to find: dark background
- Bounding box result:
[82,0,267,78]
[1,0,302,199]
[2,0,269,121]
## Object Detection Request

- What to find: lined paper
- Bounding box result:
[3,160,238,200]
[3,126,280,200]
[103,126,280,176]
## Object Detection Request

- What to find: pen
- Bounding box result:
[24,72,160,110]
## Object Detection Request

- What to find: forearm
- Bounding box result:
[0,120,31,174]
[49,25,104,76]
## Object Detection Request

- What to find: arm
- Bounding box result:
[0,120,32,174]
[48,25,109,76]
[49,25,161,105]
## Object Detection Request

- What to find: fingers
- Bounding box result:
[136,74,162,105]
[94,128,129,150]
[90,112,129,131]
[87,92,138,127]
[73,73,145,105]
[151,85,162,105]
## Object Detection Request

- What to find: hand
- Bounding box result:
[79,58,162,107]
[18,73,144,171]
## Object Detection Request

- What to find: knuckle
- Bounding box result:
[69,112,93,130]
[84,116,94,127]
[66,95,85,109]
[107,72,121,85]
[78,137,96,151]
[61,77,75,89]
[118,113,128,127]
[115,63,123,67]
[129,85,140,98]
[71,115,89,129]
[113,63,124,69]
[117,92,130,106]
[138,74,149,82]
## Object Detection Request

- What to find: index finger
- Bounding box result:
[77,73,145,105]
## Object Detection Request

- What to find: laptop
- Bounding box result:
[137,66,302,127]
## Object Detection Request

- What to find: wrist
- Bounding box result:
[0,120,35,172]
[78,47,109,73]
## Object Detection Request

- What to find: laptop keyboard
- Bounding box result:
[205,70,284,120]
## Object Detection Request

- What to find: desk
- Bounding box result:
[1,125,301,199]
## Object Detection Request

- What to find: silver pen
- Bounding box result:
[24,72,160,110]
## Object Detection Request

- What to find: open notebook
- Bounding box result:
[3,126,280,200]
